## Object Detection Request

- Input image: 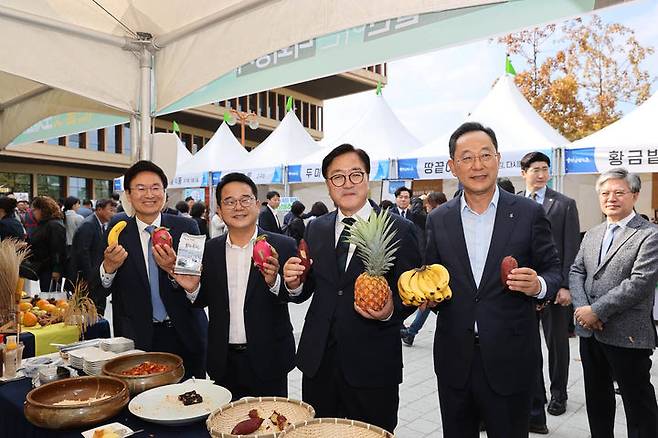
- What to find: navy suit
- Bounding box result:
[425,190,561,438]
[283,201,421,432]
[193,229,297,399]
[91,214,208,377]
[258,206,282,234]
[71,213,106,312]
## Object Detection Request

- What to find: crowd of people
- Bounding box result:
[1,121,657,437]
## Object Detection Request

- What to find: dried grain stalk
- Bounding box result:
[0,239,30,333]
[63,280,98,335]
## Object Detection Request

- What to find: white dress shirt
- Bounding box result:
[526,185,547,204]
[336,201,373,270]
[269,205,281,229]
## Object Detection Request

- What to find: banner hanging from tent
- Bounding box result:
[287,160,389,184]
[398,149,552,179]
[169,172,209,189]
[565,146,658,174]
[236,167,283,185]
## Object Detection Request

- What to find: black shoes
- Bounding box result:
[528,422,549,434]
[547,397,567,416]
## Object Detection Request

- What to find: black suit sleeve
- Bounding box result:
[561,198,580,289]
[531,204,562,302]
[73,222,95,279]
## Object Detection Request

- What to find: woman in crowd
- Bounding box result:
[190,201,209,239]
[303,201,329,225]
[29,196,66,292]
[0,196,25,240]
[286,201,306,244]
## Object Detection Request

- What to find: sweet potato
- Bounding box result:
[500,256,518,288]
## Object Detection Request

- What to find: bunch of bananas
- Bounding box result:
[397,264,452,306]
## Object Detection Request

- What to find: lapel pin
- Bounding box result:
[509,213,514,218]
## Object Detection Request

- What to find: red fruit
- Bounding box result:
[297,239,311,282]
[253,235,273,271]
[152,227,173,247]
[500,255,518,288]
[231,417,264,435]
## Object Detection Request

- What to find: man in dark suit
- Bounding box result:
[282,144,421,433]
[71,198,117,314]
[258,190,283,233]
[571,168,658,438]
[425,122,561,438]
[519,151,581,430]
[175,173,297,400]
[92,160,208,378]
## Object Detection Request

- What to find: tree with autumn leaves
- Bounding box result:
[498,15,655,141]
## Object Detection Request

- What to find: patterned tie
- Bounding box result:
[336,217,356,273]
[531,192,538,202]
[145,225,168,322]
[401,209,407,219]
[599,223,620,264]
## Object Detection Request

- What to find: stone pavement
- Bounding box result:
[287,303,658,437]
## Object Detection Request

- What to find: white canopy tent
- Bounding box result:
[564,90,658,174]
[289,92,423,184]
[234,111,320,185]
[0,0,630,155]
[398,74,568,180]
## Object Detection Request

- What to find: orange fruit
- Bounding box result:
[44,303,58,314]
[56,300,69,309]
[19,302,33,312]
[36,299,49,310]
[22,311,38,327]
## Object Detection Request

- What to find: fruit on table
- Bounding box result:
[152,227,173,247]
[19,302,32,312]
[36,299,49,310]
[21,311,38,327]
[107,220,127,245]
[347,210,399,312]
[398,264,452,306]
[56,300,69,309]
[500,255,518,288]
[43,303,58,314]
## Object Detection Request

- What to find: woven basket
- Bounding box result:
[207,397,315,437]
[280,418,394,437]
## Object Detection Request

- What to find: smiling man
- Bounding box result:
[570,168,658,438]
[425,122,561,438]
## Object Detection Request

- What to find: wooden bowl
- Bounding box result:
[102,352,184,395]
[24,376,129,429]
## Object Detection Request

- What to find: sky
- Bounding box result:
[322,0,658,146]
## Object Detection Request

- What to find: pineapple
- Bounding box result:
[347,209,399,312]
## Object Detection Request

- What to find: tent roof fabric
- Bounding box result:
[179,122,248,174]
[240,111,319,169]
[299,92,423,165]
[570,90,658,149]
[404,74,568,158]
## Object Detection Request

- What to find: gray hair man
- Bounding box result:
[570,167,658,438]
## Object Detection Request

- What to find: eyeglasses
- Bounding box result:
[129,185,164,196]
[455,152,498,168]
[599,190,632,199]
[329,171,365,187]
[222,195,256,209]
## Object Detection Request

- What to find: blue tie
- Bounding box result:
[599,223,619,264]
[145,225,168,322]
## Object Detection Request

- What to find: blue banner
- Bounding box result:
[398,158,419,179]
[287,165,302,183]
[211,172,222,185]
[373,160,390,180]
[564,148,597,174]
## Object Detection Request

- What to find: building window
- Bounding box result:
[46,137,58,146]
[0,172,32,194]
[249,94,257,115]
[182,133,192,151]
[87,130,100,151]
[267,92,275,119]
[193,136,204,153]
[277,94,285,121]
[154,127,167,134]
[294,99,302,121]
[310,104,317,130]
[68,134,80,148]
[98,129,106,152]
[68,177,89,199]
[107,126,116,153]
[93,179,111,199]
[37,175,65,200]
[302,102,310,127]
[122,125,131,156]
[318,106,323,131]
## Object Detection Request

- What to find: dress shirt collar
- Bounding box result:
[607,211,635,228]
[135,214,161,232]
[526,185,547,201]
[226,227,259,249]
[461,186,500,214]
[337,201,373,225]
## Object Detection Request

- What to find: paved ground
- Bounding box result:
[286,302,658,437]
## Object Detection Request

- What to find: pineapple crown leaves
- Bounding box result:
[345,209,399,276]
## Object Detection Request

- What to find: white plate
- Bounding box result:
[128,379,232,425]
[81,422,133,437]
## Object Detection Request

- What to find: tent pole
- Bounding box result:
[139,46,153,161]
[130,114,139,163]
[283,166,290,197]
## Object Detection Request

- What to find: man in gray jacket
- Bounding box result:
[570,167,658,438]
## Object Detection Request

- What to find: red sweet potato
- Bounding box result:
[500,256,518,288]
[231,417,264,435]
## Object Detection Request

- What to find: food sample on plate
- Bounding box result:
[231,409,290,434]
[120,361,171,376]
[52,394,112,406]
[178,390,203,406]
[92,428,120,438]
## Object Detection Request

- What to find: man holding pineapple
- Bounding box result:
[282,144,422,433]
[425,122,561,438]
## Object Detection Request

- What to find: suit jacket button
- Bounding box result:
[337,290,343,296]
[475,297,480,303]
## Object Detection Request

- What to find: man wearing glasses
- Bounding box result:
[282,144,421,433]
[94,160,208,379]
[174,173,298,400]
[570,168,658,438]
[425,122,561,438]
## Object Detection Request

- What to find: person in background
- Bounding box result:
[303,201,330,225]
[379,199,395,211]
[185,196,195,211]
[175,200,191,217]
[285,201,306,244]
[111,192,124,213]
[400,191,448,346]
[496,177,516,194]
[29,196,67,292]
[78,199,94,218]
[16,200,37,237]
[0,196,25,240]
[210,208,227,238]
[63,196,85,286]
[190,202,209,239]
[570,168,658,438]
[258,191,283,234]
